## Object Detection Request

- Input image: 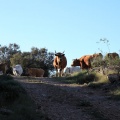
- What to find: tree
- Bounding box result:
[10,47,54,77]
[29,47,54,76]
[10,53,23,67]
[0,43,21,63]
[0,43,54,77]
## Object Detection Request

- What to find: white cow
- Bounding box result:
[13,64,23,76]
[65,66,80,74]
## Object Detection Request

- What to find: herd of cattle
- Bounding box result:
[0,51,119,77]
[53,51,119,77]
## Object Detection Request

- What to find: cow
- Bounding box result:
[80,55,93,69]
[71,55,93,70]
[13,64,23,76]
[92,53,103,60]
[65,66,80,74]
[53,51,67,77]
[26,68,44,77]
[0,63,8,74]
[106,52,119,59]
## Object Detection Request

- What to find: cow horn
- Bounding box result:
[63,51,65,53]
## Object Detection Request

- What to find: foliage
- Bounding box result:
[10,53,23,66]
[60,70,109,88]
[88,73,108,88]
[0,43,55,77]
[104,56,120,66]
[0,43,21,63]
[76,72,98,84]
[96,38,120,74]
[91,57,103,68]
[16,47,54,76]
[65,71,96,84]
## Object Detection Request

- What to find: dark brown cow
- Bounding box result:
[0,63,8,74]
[53,51,67,77]
[106,52,119,59]
[71,55,93,70]
[26,68,44,77]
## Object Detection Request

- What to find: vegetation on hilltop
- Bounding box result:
[0,43,54,77]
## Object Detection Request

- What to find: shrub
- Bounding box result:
[0,75,26,105]
[76,73,96,84]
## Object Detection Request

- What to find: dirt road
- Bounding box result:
[15,76,120,120]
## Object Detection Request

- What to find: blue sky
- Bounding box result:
[0,0,120,67]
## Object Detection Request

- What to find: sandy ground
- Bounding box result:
[15,76,120,120]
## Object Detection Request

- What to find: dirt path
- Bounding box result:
[15,76,120,120]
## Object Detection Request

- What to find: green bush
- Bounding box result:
[65,71,96,84]
[76,73,96,84]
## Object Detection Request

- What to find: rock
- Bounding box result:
[107,74,120,83]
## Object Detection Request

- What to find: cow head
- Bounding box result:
[55,51,65,64]
[55,51,65,56]
[71,59,80,66]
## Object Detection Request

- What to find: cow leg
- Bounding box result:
[59,71,61,77]
[60,69,64,77]
[80,61,84,70]
[56,69,59,77]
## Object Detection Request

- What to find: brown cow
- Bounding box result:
[26,68,44,77]
[106,52,119,59]
[92,53,103,59]
[0,63,8,74]
[53,51,67,77]
[71,55,93,70]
